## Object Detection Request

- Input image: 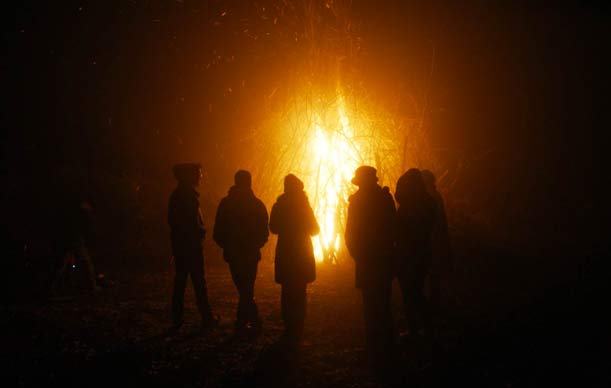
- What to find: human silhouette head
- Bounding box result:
[351,166,378,187]
[234,170,252,189]
[172,163,202,187]
[396,168,427,204]
[421,169,436,192]
[284,174,304,194]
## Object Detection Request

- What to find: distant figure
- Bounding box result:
[213,170,269,331]
[345,166,397,369]
[168,163,218,331]
[269,174,319,344]
[421,169,452,315]
[52,196,99,293]
[395,168,436,336]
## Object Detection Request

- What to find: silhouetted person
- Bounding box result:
[269,174,319,344]
[345,166,397,370]
[52,196,99,293]
[168,163,218,331]
[421,169,452,318]
[213,170,269,331]
[395,168,436,336]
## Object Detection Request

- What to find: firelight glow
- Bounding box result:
[304,98,361,263]
[249,85,424,264]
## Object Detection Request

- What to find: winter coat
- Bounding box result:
[269,190,319,285]
[213,186,269,263]
[168,184,206,261]
[345,184,397,289]
[429,189,452,271]
[395,182,436,271]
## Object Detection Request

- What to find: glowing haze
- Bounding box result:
[247,84,424,263]
[239,1,435,262]
[306,96,360,262]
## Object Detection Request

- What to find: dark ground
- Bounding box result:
[3,236,609,388]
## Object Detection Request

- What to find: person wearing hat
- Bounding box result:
[345,165,397,371]
[213,170,269,331]
[168,163,219,331]
[269,174,319,344]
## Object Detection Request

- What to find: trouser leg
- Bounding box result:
[230,260,259,325]
[244,261,259,324]
[190,263,213,321]
[229,262,246,325]
[281,283,307,340]
[429,272,441,320]
[75,239,97,289]
[51,261,69,293]
[172,270,188,325]
[362,284,393,360]
[399,265,431,333]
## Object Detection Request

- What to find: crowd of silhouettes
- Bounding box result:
[167,162,451,373]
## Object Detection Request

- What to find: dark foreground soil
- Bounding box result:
[2,247,609,388]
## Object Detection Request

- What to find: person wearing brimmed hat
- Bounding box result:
[345,165,397,371]
[213,170,269,331]
[269,174,319,344]
[168,163,219,331]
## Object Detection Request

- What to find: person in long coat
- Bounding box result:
[168,163,218,331]
[344,165,397,368]
[213,170,269,330]
[269,174,319,343]
[395,168,437,336]
[421,169,452,318]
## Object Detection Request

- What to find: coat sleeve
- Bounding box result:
[168,192,205,238]
[269,202,280,235]
[344,200,359,259]
[212,199,227,248]
[306,203,320,236]
[168,195,176,229]
[192,198,206,239]
[383,189,398,251]
[255,200,270,248]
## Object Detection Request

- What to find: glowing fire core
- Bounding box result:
[252,87,408,264]
[305,99,360,263]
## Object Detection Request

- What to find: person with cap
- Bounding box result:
[269,174,319,344]
[213,170,269,331]
[395,168,437,337]
[168,163,219,332]
[344,165,397,371]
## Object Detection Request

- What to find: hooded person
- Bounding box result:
[395,168,437,336]
[213,170,269,330]
[344,165,397,371]
[168,163,218,331]
[269,174,319,343]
